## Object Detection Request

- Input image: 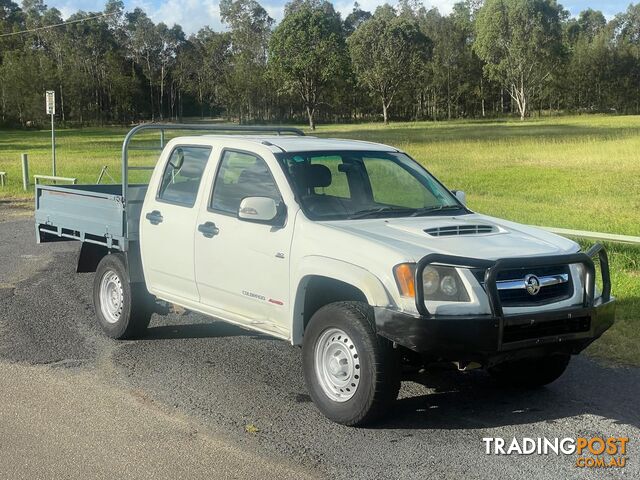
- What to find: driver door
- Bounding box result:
[194,149,293,336]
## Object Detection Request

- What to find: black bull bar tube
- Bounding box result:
[375,243,615,362]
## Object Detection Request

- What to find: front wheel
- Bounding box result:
[93,253,152,339]
[488,354,571,388]
[302,301,400,426]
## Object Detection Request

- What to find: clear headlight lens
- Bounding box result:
[423,266,440,295]
[440,275,458,296]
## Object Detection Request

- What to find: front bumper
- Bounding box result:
[375,300,615,366]
[375,244,616,367]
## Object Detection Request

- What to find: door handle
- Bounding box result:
[198,221,219,238]
[145,210,163,225]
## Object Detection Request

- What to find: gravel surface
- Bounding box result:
[1,207,637,479]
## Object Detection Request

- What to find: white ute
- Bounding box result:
[35,124,615,426]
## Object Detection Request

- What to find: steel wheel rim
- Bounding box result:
[314,327,360,402]
[99,270,124,324]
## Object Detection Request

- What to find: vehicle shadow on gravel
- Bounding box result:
[143,320,268,341]
[375,358,640,430]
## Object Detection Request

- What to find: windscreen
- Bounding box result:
[277,150,465,220]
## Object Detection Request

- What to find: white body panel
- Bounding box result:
[138,144,212,302]
[139,135,582,344]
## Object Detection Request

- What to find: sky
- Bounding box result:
[49,0,633,35]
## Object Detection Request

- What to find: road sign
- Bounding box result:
[45,90,55,115]
[46,91,56,175]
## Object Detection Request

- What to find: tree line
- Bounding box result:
[1,0,640,129]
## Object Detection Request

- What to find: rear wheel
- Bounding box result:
[93,254,152,339]
[488,354,571,388]
[303,301,400,426]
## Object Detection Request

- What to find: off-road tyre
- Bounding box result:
[93,253,153,339]
[303,301,401,426]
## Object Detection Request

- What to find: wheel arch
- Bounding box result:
[77,243,110,273]
[290,257,393,345]
[77,242,145,284]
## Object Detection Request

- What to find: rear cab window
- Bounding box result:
[158,146,212,207]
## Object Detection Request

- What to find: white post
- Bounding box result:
[51,112,56,176]
[21,153,29,191]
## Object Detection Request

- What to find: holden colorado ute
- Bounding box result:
[35,124,615,426]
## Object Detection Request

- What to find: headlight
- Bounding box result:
[393,263,470,302]
[423,266,439,295]
[422,266,470,302]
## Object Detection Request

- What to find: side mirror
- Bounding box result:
[238,197,281,224]
[452,190,466,205]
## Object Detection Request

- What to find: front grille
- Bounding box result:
[424,224,496,236]
[473,265,573,307]
[503,316,590,343]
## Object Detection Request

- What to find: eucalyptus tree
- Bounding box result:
[156,23,185,120]
[343,2,371,35]
[0,0,25,122]
[474,0,565,120]
[418,5,478,119]
[564,9,610,112]
[269,0,348,129]
[0,0,22,33]
[220,0,273,122]
[178,28,232,118]
[611,3,640,113]
[125,8,162,119]
[348,5,430,124]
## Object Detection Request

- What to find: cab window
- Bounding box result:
[210,150,281,215]
[158,146,212,206]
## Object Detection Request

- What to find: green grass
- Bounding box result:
[582,241,640,366]
[317,115,640,237]
[0,115,638,365]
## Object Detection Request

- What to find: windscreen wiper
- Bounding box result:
[348,206,417,219]
[410,205,463,216]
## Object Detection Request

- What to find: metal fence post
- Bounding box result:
[51,113,56,176]
[21,153,29,191]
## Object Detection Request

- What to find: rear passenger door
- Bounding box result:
[194,149,293,337]
[140,145,212,303]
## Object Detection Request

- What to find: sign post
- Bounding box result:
[45,90,56,176]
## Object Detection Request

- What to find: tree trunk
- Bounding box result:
[306,105,315,130]
[517,93,527,120]
[58,83,65,123]
[519,74,527,120]
[512,89,526,121]
[160,64,164,121]
[480,78,485,117]
[447,68,451,120]
[382,97,389,125]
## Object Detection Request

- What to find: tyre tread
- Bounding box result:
[303,300,400,426]
[93,253,152,340]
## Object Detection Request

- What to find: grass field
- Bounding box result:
[0,115,638,365]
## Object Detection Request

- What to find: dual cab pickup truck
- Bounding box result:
[35,124,615,426]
